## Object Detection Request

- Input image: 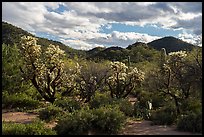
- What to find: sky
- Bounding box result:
[2,2,202,50]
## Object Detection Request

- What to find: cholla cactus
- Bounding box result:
[107,61,144,98]
[45,44,65,69]
[166,50,187,69]
[168,51,187,62]
[19,35,70,103]
[20,36,42,79]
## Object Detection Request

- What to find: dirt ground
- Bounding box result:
[2,110,201,135]
[119,119,201,135]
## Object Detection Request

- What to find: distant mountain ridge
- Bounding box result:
[2,21,199,62]
[126,42,148,50]
[147,36,195,53]
[2,21,86,58]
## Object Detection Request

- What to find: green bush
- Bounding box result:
[89,93,134,117]
[24,87,43,101]
[38,104,65,122]
[150,105,177,125]
[54,108,95,135]
[130,88,142,97]
[54,105,126,135]
[54,97,81,112]
[91,105,126,134]
[133,101,149,119]
[2,92,40,110]
[180,98,202,115]
[2,121,56,135]
[177,112,202,133]
[150,93,165,109]
[88,92,113,109]
[114,98,134,117]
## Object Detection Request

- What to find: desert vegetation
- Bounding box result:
[2,30,202,134]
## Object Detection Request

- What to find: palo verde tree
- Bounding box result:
[19,36,75,103]
[107,61,145,99]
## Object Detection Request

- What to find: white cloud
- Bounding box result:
[2,2,202,50]
[178,32,202,47]
[60,39,105,50]
[87,31,161,48]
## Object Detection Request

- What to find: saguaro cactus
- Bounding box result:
[128,56,131,68]
[160,48,167,69]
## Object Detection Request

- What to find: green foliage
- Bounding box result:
[150,94,165,109]
[2,43,29,94]
[2,121,56,135]
[131,90,153,119]
[2,92,40,110]
[150,104,177,125]
[114,98,134,117]
[24,86,43,101]
[54,108,94,135]
[76,61,109,103]
[54,106,126,135]
[54,98,81,112]
[38,104,65,122]
[91,105,126,134]
[180,98,202,115]
[127,44,160,63]
[88,92,113,109]
[89,92,134,117]
[133,101,150,120]
[177,112,202,133]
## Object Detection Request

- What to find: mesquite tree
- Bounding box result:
[19,36,75,103]
[107,61,144,99]
[76,62,109,103]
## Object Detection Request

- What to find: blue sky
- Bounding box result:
[2,2,202,50]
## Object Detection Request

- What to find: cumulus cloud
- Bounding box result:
[87,31,161,48]
[172,15,202,35]
[2,2,202,50]
[60,39,105,50]
[178,32,202,47]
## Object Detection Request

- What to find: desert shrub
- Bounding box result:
[150,104,177,125]
[150,93,165,109]
[54,105,126,135]
[2,121,56,135]
[89,93,134,117]
[2,92,40,110]
[130,88,142,97]
[38,104,65,122]
[54,108,95,135]
[133,92,152,120]
[177,112,202,133]
[91,105,126,134]
[24,87,43,101]
[113,98,134,117]
[54,97,81,112]
[133,100,151,120]
[180,98,202,115]
[88,92,113,109]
